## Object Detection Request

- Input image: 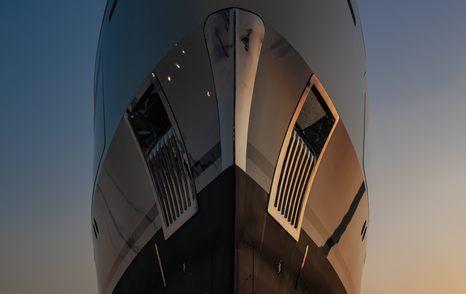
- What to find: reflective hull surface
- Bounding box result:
[92,2,368,294]
[113,166,348,294]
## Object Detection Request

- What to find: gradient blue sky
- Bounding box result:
[360,0,466,293]
[1,0,465,293]
[0,1,104,293]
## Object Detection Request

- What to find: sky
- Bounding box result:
[359,0,466,293]
[0,0,465,293]
[0,1,105,293]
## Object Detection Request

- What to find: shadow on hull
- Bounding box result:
[114,166,346,294]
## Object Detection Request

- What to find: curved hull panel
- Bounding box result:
[92,3,368,294]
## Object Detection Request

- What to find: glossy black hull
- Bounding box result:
[114,166,345,294]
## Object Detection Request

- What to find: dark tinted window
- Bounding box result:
[128,84,171,154]
[296,86,335,157]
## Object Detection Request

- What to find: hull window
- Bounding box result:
[128,83,198,239]
[268,77,339,240]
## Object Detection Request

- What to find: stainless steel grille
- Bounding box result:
[147,128,197,233]
[273,129,314,228]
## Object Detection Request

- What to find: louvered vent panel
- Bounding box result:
[269,129,314,238]
[274,130,314,227]
[147,128,197,237]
